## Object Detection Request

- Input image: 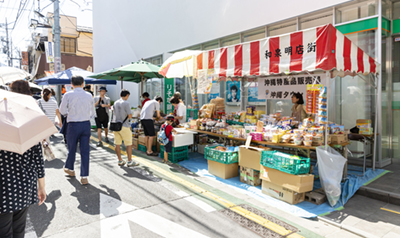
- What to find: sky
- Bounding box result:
[0,0,92,66]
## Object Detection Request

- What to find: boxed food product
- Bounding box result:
[240,166,261,186]
[260,166,314,193]
[208,160,238,179]
[139,135,146,145]
[190,120,200,130]
[356,119,371,129]
[359,128,373,135]
[262,181,305,205]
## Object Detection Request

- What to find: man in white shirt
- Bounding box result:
[140,96,162,156]
[59,76,95,185]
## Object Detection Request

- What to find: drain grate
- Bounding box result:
[219,204,299,238]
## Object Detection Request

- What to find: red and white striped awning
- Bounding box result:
[196,24,379,78]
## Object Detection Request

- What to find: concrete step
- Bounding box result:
[356,186,400,206]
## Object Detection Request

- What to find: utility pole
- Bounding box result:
[53,0,62,103]
[5,18,10,66]
[10,38,12,67]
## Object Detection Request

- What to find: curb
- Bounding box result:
[318,217,379,238]
[356,186,400,206]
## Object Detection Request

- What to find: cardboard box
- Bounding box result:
[139,135,156,145]
[239,146,270,171]
[262,181,305,205]
[208,160,238,179]
[260,166,314,193]
[240,166,261,186]
[329,134,346,144]
[190,120,200,130]
[132,138,139,150]
[356,119,371,128]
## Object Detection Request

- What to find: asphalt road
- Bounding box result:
[25,132,319,238]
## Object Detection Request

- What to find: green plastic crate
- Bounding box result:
[204,145,238,164]
[260,151,310,175]
[226,120,245,126]
[186,108,199,121]
[138,144,156,153]
[160,146,188,163]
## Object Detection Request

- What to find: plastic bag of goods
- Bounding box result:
[316,146,347,207]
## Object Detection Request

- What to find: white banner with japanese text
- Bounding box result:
[257,73,325,100]
[45,41,54,63]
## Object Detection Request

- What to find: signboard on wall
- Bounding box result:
[208,80,220,101]
[21,51,28,65]
[164,78,174,114]
[226,81,241,103]
[45,41,54,63]
[197,69,213,94]
[248,82,265,103]
[257,73,325,100]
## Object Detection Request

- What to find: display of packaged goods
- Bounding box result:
[261,151,311,175]
[250,132,263,141]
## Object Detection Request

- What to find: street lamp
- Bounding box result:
[30,19,52,29]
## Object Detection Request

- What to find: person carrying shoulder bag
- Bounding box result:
[112,89,139,167]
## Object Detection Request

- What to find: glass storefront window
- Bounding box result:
[394,2,400,19]
[221,35,240,47]
[300,11,333,30]
[268,22,296,37]
[382,0,392,19]
[243,28,265,42]
[335,0,377,24]
[345,30,377,59]
[203,40,219,50]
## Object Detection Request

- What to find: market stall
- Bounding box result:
[155,24,380,209]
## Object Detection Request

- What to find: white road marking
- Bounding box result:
[175,190,216,213]
[100,194,209,238]
[25,215,38,238]
[157,180,216,213]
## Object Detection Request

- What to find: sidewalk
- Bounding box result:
[356,159,400,205]
[319,159,400,238]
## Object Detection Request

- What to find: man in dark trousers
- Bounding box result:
[60,76,95,185]
[94,87,111,146]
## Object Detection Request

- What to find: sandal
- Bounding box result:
[146,152,159,156]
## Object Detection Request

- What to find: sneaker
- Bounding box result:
[118,160,126,166]
[81,177,88,185]
[105,138,110,143]
[97,141,103,147]
[63,167,75,177]
[127,160,139,167]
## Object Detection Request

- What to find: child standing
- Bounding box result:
[161,115,177,164]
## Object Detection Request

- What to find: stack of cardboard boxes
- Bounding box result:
[357,119,373,135]
[238,146,268,187]
[259,166,314,204]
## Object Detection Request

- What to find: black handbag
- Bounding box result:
[110,109,128,132]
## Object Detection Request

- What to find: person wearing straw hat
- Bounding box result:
[59,76,95,185]
[94,86,111,146]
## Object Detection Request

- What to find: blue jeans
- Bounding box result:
[65,121,91,177]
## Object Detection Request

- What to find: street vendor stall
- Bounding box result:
[159,24,380,208]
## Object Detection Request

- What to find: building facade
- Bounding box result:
[28,13,93,79]
[93,0,400,166]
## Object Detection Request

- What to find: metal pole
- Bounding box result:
[5,18,10,67]
[10,38,13,67]
[375,0,382,169]
[53,0,62,104]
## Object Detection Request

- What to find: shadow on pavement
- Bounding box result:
[28,190,62,237]
[121,166,162,182]
[67,178,121,215]
[44,159,65,169]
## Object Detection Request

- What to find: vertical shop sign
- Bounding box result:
[248,82,265,103]
[208,80,220,101]
[164,78,174,114]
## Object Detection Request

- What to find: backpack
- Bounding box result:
[158,124,170,145]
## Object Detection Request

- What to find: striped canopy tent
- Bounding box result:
[194,23,380,170]
[196,24,379,79]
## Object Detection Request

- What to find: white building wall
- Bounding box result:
[93,0,350,73]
